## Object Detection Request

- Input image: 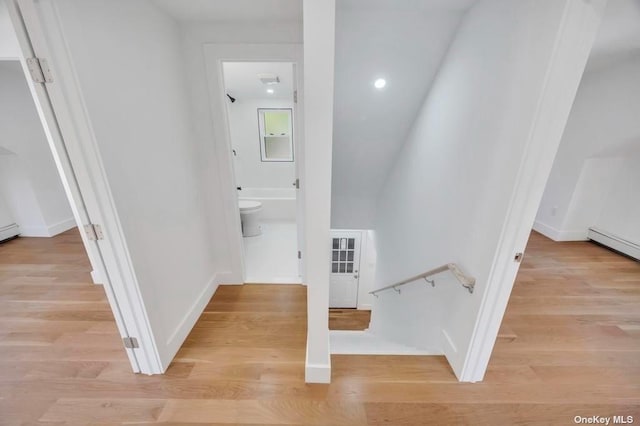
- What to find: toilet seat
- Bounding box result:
[239,200,262,213]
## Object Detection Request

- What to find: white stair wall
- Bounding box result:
[366,272,461,354]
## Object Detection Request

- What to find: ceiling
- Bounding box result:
[331,0,475,200]
[151,0,301,22]
[338,0,477,12]
[222,62,294,100]
[586,0,640,71]
[0,146,15,155]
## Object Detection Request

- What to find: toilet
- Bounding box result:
[239,200,263,237]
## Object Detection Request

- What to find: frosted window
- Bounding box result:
[258,109,293,162]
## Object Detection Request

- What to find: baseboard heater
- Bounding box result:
[0,223,20,243]
[588,227,640,261]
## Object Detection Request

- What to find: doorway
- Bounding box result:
[0,62,75,241]
[221,61,301,284]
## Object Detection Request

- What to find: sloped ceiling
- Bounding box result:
[331,0,476,214]
[151,0,301,22]
[586,0,640,71]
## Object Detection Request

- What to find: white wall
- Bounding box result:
[558,157,623,240]
[0,188,13,227]
[535,56,640,241]
[0,61,74,236]
[331,194,376,231]
[594,156,640,245]
[227,98,295,189]
[0,0,20,59]
[372,0,601,379]
[356,229,376,310]
[51,0,223,367]
[0,157,46,234]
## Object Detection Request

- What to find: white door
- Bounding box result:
[329,231,361,308]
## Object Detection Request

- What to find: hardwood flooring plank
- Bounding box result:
[329,309,371,330]
[157,400,367,425]
[38,398,166,424]
[364,403,640,426]
[0,398,60,426]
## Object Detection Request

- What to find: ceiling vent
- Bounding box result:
[258,74,280,85]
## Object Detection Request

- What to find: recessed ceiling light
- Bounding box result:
[267,88,274,94]
[374,78,386,89]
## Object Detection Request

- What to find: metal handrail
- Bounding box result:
[370,263,475,296]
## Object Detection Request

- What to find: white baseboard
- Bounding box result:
[441,329,463,381]
[532,221,588,241]
[532,220,563,240]
[245,276,302,284]
[16,217,76,238]
[0,223,20,242]
[18,225,50,237]
[164,273,220,364]
[588,228,640,261]
[90,269,103,285]
[557,229,589,241]
[305,362,331,383]
[48,217,76,236]
[305,338,331,383]
[356,303,372,311]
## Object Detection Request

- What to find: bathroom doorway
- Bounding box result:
[221,61,301,284]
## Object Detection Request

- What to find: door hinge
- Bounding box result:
[122,337,139,349]
[26,58,54,84]
[84,224,104,241]
[514,252,524,263]
[293,178,299,189]
[293,90,298,103]
[298,250,302,259]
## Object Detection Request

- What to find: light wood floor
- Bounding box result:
[1,229,639,424]
[329,309,371,330]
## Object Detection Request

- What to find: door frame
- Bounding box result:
[203,44,305,284]
[8,0,162,374]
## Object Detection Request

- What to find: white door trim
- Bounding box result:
[8,0,163,374]
[202,43,305,284]
[458,0,607,382]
